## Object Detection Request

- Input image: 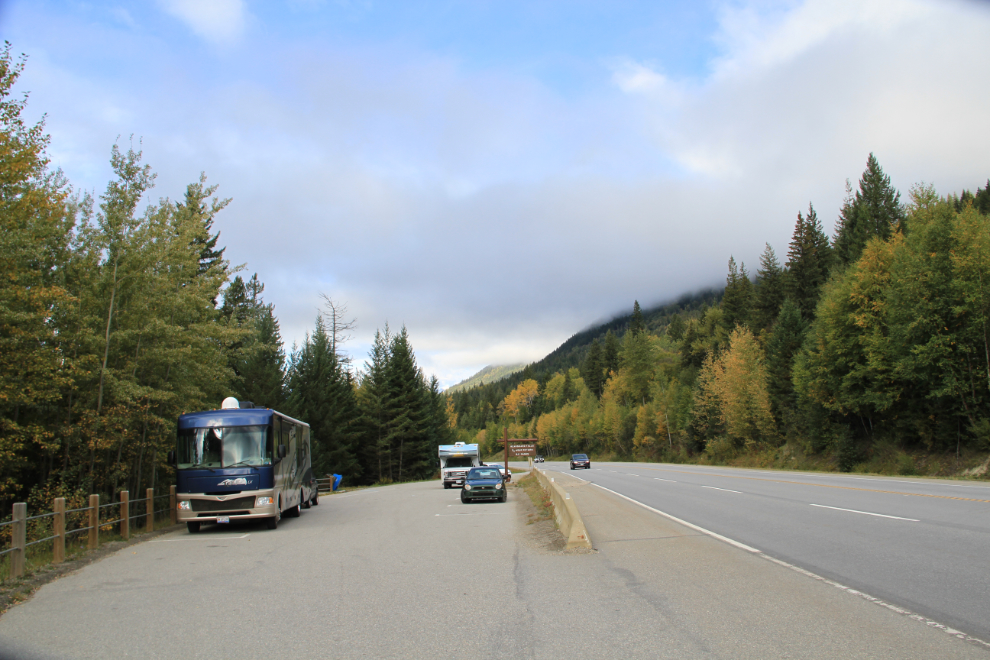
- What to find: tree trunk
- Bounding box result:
[97,259,119,416]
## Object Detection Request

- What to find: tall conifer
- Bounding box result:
[721,256,753,329]
[752,244,785,333]
[786,204,832,321]
[834,153,903,266]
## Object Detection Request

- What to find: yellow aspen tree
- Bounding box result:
[720,326,776,447]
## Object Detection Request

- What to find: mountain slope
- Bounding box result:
[447,364,525,393]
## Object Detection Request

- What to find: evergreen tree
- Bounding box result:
[287,317,361,480]
[383,327,428,481]
[973,180,990,216]
[358,325,391,482]
[786,204,832,321]
[581,338,605,398]
[834,154,904,267]
[764,299,806,434]
[423,375,455,464]
[721,256,753,329]
[560,370,575,404]
[752,244,785,333]
[621,329,655,405]
[629,300,646,335]
[175,172,229,278]
[238,303,286,409]
[602,330,620,379]
[220,276,249,325]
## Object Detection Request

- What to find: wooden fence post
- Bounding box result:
[169,485,177,525]
[11,503,26,579]
[120,491,129,540]
[88,494,99,550]
[53,497,65,564]
[146,488,154,533]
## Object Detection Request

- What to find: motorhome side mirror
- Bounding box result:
[167,450,176,467]
[279,444,287,459]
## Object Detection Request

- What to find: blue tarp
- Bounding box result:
[332,474,342,491]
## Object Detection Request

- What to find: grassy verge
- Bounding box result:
[515,473,553,525]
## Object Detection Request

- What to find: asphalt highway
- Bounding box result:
[542,460,990,642]
[0,469,987,659]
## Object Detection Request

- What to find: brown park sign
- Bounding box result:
[508,440,537,457]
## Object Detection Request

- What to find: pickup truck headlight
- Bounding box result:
[464,484,472,491]
[177,500,191,511]
[255,496,274,507]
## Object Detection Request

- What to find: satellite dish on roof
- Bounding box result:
[221,397,239,410]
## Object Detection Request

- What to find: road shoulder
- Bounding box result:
[550,470,990,659]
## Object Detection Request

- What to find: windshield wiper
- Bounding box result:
[225,461,260,470]
[189,462,216,473]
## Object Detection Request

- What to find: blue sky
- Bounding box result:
[4,0,990,387]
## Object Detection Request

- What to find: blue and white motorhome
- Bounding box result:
[170,397,317,532]
[439,442,481,488]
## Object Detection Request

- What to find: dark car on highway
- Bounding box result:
[460,466,507,503]
[570,453,590,469]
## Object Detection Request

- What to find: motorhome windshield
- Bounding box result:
[177,426,271,469]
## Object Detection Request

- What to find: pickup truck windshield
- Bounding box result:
[177,426,271,469]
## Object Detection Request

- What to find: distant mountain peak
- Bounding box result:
[446,364,525,393]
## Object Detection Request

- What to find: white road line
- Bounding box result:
[629,474,640,477]
[655,478,676,482]
[592,484,760,553]
[592,483,990,651]
[702,486,742,494]
[152,534,251,542]
[435,512,510,517]
[809,504,919,521]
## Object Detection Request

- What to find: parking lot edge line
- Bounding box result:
[591,484,760,553]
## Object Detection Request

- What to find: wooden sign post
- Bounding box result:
[503,428,508,474]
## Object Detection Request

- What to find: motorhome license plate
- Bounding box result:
[216,516,229,523]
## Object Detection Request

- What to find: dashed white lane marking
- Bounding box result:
[702,486,742,494]
[655,478,676,482]
[810,504,919,522]
[153,534,251,542]
[592,484,990,651]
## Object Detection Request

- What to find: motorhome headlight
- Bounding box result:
[495,483,502,490]
[464,484,472,491]
[255,496,274,507]
[177,500,191,511]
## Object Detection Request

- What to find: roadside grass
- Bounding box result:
[515,473,553,525]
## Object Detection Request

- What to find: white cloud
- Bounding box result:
[612,60,668,94]
[158,0,247,45]
[12,0,990,387]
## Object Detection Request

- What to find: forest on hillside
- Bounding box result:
[0,48,453,515]
[451,158,990,476]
